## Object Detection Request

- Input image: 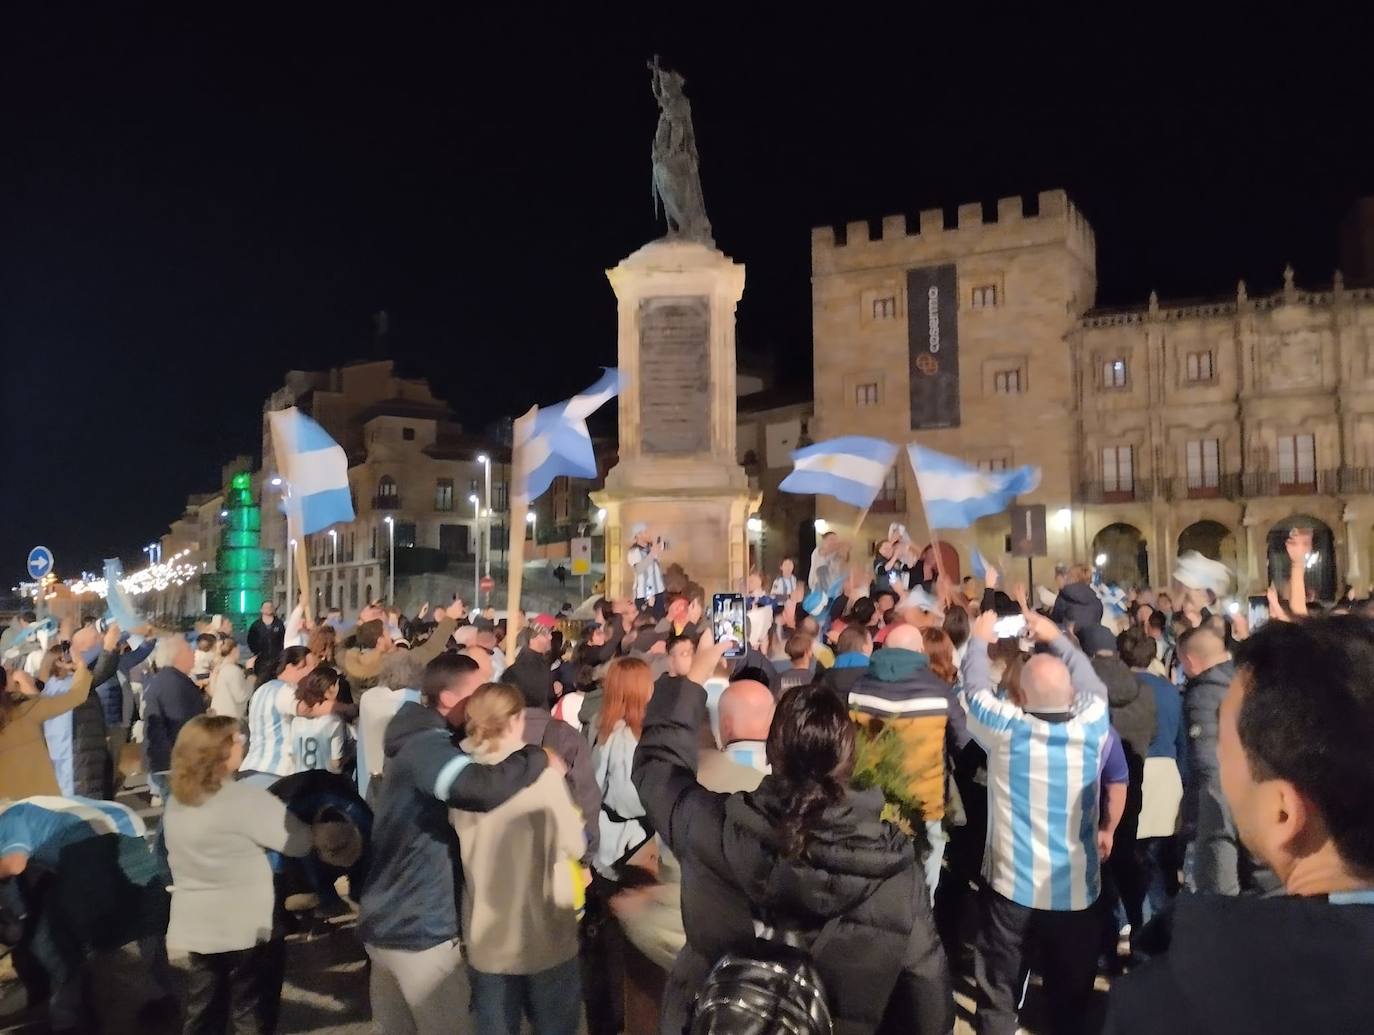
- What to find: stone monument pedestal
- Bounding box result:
[592,239,759,598]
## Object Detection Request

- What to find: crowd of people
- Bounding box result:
[0,520,1371,1034]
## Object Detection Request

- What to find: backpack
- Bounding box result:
[690,923,834,1035]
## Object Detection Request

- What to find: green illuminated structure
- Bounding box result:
[201,471,274,630]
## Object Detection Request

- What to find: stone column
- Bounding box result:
[592,240,760,598]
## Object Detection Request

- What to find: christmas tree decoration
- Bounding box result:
[201,471,274,630]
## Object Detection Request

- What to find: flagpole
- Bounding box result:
[505,405,538,666]
[904,445,951,593]
[290,512,313,625]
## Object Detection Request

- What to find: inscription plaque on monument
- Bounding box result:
[639,295,711,454]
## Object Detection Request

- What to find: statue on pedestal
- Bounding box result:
[648,57,713,245]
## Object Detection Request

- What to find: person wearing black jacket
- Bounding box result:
[358,652,552,1035]
[632,632,953,1035]
[246,601,286,677]
[1049,565,1103,632]
[1104,615,1374,1034]
[506,623,555,709]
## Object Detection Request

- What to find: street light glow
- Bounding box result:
[526,512,536,524]
[747,516,763,533]
[468,493,479,504]
[384,516,394,525]
[596,508,607,522]
[1095,553,1107,567]
[477,454,487,465]
[270,477,282,487]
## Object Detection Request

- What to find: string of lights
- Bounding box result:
[17,551,199,600]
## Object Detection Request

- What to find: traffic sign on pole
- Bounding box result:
[27,546,54,580]
[570,537,592,577]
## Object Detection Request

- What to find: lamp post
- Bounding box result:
[269,476,286,610]
[384,516,395,606]
[328,529,338,611]
[477,453,492,581]
[468,494,481,608]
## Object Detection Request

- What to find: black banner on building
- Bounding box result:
[907,264,960,429]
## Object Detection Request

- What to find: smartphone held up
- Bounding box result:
[712,592,745,658]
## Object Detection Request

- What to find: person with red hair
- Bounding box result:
[592,657,655,878]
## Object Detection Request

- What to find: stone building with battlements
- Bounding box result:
[812,190,1374,598]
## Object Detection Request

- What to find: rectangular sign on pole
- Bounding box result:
[1009,504,1048,558]
[907,263,960,430]
[570,537,592,576]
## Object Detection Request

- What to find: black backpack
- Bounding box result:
[690,923,834,1035]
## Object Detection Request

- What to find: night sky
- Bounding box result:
[6,7,1374,582]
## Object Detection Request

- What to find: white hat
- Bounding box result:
[630,522,648,537]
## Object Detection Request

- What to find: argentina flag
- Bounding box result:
[779,436,899,509]
[268,407,356,534]
[907,444,1040,529]
[512,368,620,502]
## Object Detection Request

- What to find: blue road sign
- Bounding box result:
[27,546,54,580]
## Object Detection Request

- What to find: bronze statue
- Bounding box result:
[648,57,713,245]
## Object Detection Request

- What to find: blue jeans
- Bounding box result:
[924,819,947,905]
[468,956,582,1035]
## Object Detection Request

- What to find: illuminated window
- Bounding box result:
[971,284,998,308]
[993,369,1022,395]
[855,382,879,407]
[1103,358,1127,389]
[978,457,1009,472]
[435,478,453,512]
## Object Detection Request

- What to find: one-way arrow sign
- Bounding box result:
[27,546,54,580]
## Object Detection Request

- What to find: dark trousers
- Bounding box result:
[468,956,582,1035]
[971,888,1099,1035]
[183,941,286,1035]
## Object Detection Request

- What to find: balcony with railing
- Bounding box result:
[1163,473,1243,502]
[1339,466,1374,494]
[372,493,402,511]
[1077,480,1153,505]
[1241,469,1338,498]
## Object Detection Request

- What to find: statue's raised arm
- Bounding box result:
[647,59,713,246]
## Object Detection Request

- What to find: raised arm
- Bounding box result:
[1022,610,1107,710]
[24,659,93,723]
[428,738,548,811]
[412,615,458,666]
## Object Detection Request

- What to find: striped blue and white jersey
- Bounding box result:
[628,544,665,601]
[0,796,146,868]
[960,637,1111,912]
[292,714,347,774]
[241,679,300,777]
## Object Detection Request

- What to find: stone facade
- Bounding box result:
[813,191,1374,597]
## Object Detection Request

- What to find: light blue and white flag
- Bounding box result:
[269,407,356,534]
[971,547,990,580]
[907,445,1040,530]
[779,436,899,510]
[512,368,621,503]
[103,558,145,632]
[1091,571,1129,619]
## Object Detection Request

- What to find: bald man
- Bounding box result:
[960,607,1117,1035]
[1176,624,1248,895]
[698,679,775,791]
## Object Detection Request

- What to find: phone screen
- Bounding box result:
[1248,595,1270,632]
[712,593,746,658]
[993,614,1027,639]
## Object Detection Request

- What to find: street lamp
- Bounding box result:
[469,494,481,607]
[384,516,395,606]
[477,453,492,581]
[328,529,338,610]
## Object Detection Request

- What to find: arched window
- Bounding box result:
[377,476,399,504]
[365,583,373,606]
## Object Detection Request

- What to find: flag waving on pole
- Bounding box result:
[779,436,899,509]
[906,444,1040,530]
[268,407,356,534]
[512,368,621,502]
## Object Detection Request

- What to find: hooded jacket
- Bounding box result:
[1184,660,1235,783]
[1090,655,1157,765]
[818,651,871,699]
[632,678,953,1035]
[357,701,547,951]
[847,649,969,821]
[1050,581,1104,631]
[1103,891,1374,1034]
[507,646,555,710]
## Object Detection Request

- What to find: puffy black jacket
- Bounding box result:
[1104,891,1374,1034]
[507,648,554,709]
[1050,582,1103,631]
[1183,660,1235,782]
[632,678,953,1035]
[71,648,117,799]
[1091,656,1157,765]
